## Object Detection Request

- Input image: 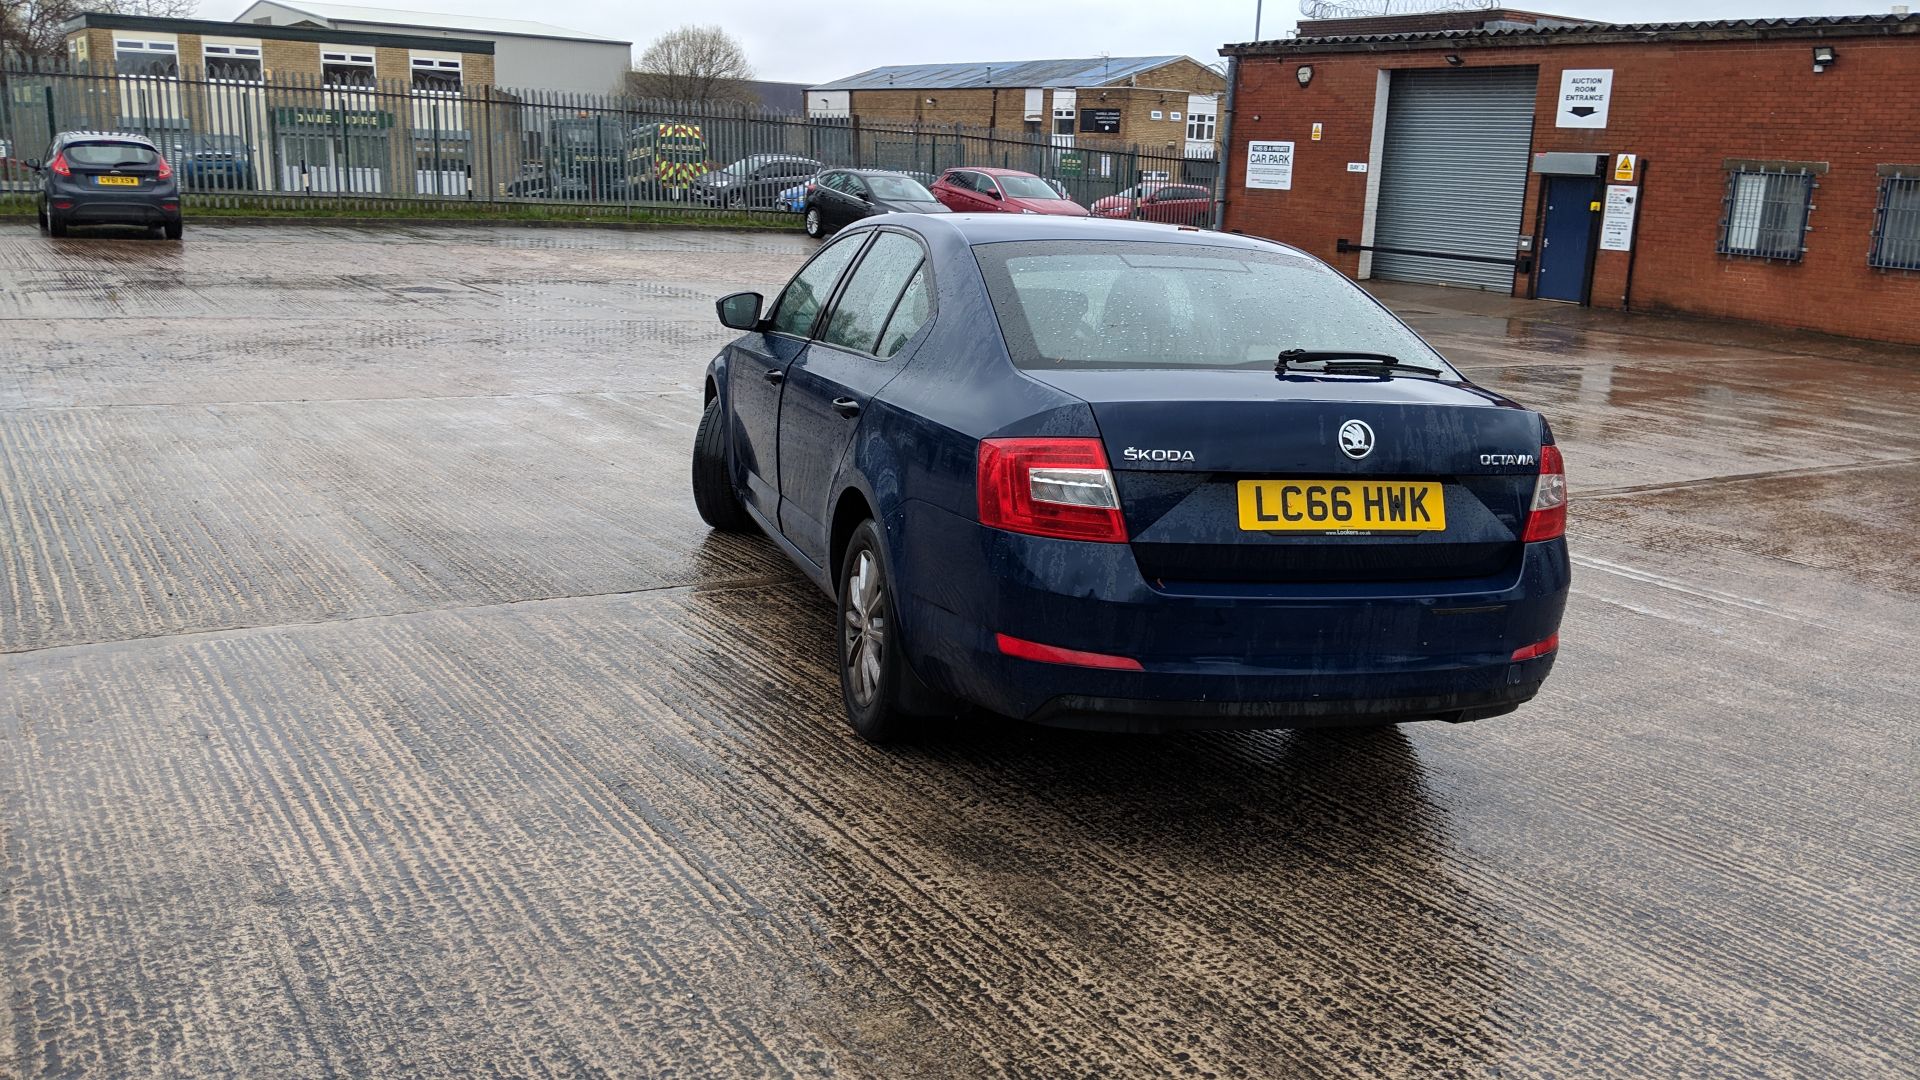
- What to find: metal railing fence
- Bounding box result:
[0,56,1216,221]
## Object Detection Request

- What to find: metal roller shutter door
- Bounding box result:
[1373,67,1538,290]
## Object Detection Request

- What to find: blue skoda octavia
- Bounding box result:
[693,216,1568,741]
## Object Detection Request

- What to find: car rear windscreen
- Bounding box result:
[66,144,161,167]
[973,240,1454,374]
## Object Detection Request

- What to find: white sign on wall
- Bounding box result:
[1556,69,1614,128]
[1246,140,1295,190]
[1600,185,1638,251]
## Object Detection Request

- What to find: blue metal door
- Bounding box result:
[1538,176,1599,303]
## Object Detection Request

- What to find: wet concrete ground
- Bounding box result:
[2,223,1915,1078]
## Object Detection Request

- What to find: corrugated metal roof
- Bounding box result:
[1225,12,1918,51]
[248,1,629,44]
[810,55,1188,92]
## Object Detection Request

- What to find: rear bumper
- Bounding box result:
[61,201,179,225]
[892,500,1569,730]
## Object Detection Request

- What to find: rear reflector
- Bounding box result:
[1522,444,1568,542]
[996,633,1143,671]
[1511,633,1559,662]
[977,437,1127,543]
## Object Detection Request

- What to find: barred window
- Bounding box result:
[204,43,263,83]
[1869,172,1920,271]
[114,39,178,78]
[1718,167,1814,262]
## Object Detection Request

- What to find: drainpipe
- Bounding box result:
[1211,54,1238,231]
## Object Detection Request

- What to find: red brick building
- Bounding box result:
[1218,14,1920,345]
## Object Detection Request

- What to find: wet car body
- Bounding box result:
[931,168,1090,217]
[696,215,1567,736]
[32,131,182,238]
[804,169,950,237]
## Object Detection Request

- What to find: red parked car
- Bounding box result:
[931,167,1089,216]
[1090,183,1215,226]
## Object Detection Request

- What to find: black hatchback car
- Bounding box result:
[31,131,182,238]
[803,169,949,238]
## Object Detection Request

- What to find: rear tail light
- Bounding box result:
[155,155,173,181]
[49,152,71,178]
[1521,444,1567,542]
[996,633,1143,671]
[1511,633,1559,662]
[977,437,1127,543]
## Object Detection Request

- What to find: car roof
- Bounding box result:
[957,167,1039,177]
[859,214,1300,255]
[56,130,157,147]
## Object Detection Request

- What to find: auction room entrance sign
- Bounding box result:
[1246,140,1295,190]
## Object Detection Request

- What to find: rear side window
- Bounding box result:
[771,234,866,337]
[65,143,159,167]
[973,240,1452,374]
[877,268,931,359]
[821,232,925,356]
[945,171,975,192]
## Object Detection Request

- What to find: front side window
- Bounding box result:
[821,233,926,356]
[771,233,866,337]
[411,56,462,92]
[204,43,262,82]
[114,39,178,77]
[1869,172,1920,271]
[1718,168,1815,261]
[973,240,1454,375]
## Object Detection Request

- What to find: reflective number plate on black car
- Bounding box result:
[1236,480,1446,532]
[96,176,140,186]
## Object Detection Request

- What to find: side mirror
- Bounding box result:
[716,291,764,331]
[24,159,41,171]
[987,188,1002,200]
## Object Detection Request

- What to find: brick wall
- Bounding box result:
[1222,33,1920,345]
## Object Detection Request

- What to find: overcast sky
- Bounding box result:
[218,0,1906,84]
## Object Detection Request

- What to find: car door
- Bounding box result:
[821,170,860,226]
[726,232,869,519]
[842,174,874,222]
[776,231,934,566]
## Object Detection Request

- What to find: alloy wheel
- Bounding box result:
[842,549,887,708]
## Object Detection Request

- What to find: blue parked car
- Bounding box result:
[693,216,1568,741]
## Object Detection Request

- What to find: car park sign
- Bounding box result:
[1246,140,1294,190]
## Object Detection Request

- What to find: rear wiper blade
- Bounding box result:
[1276,350,1443,378]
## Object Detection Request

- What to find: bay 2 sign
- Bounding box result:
[1246,140,1294,190]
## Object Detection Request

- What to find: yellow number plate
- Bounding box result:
[1237,480,1446,532]
[96,175,140,186]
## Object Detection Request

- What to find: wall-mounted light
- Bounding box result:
[1444,53,1464,66]
[925,96,937,105]
[1295,65,1313,87]
[1812,45,1836,72]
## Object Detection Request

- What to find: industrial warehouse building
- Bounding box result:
[808,56,1227,161]
[1219,13,1920,345]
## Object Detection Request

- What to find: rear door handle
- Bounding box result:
[763,368,784,385]
[831,397,861,418]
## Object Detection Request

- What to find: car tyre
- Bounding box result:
[691,398,750,532]
[48,212,68,238]
[837,520,918,744]
[164,220,183,241]
[36,204,49,233]
[804,207,825,238]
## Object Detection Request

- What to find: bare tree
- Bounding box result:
[4,0,196,60]
[625,25,756,108]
